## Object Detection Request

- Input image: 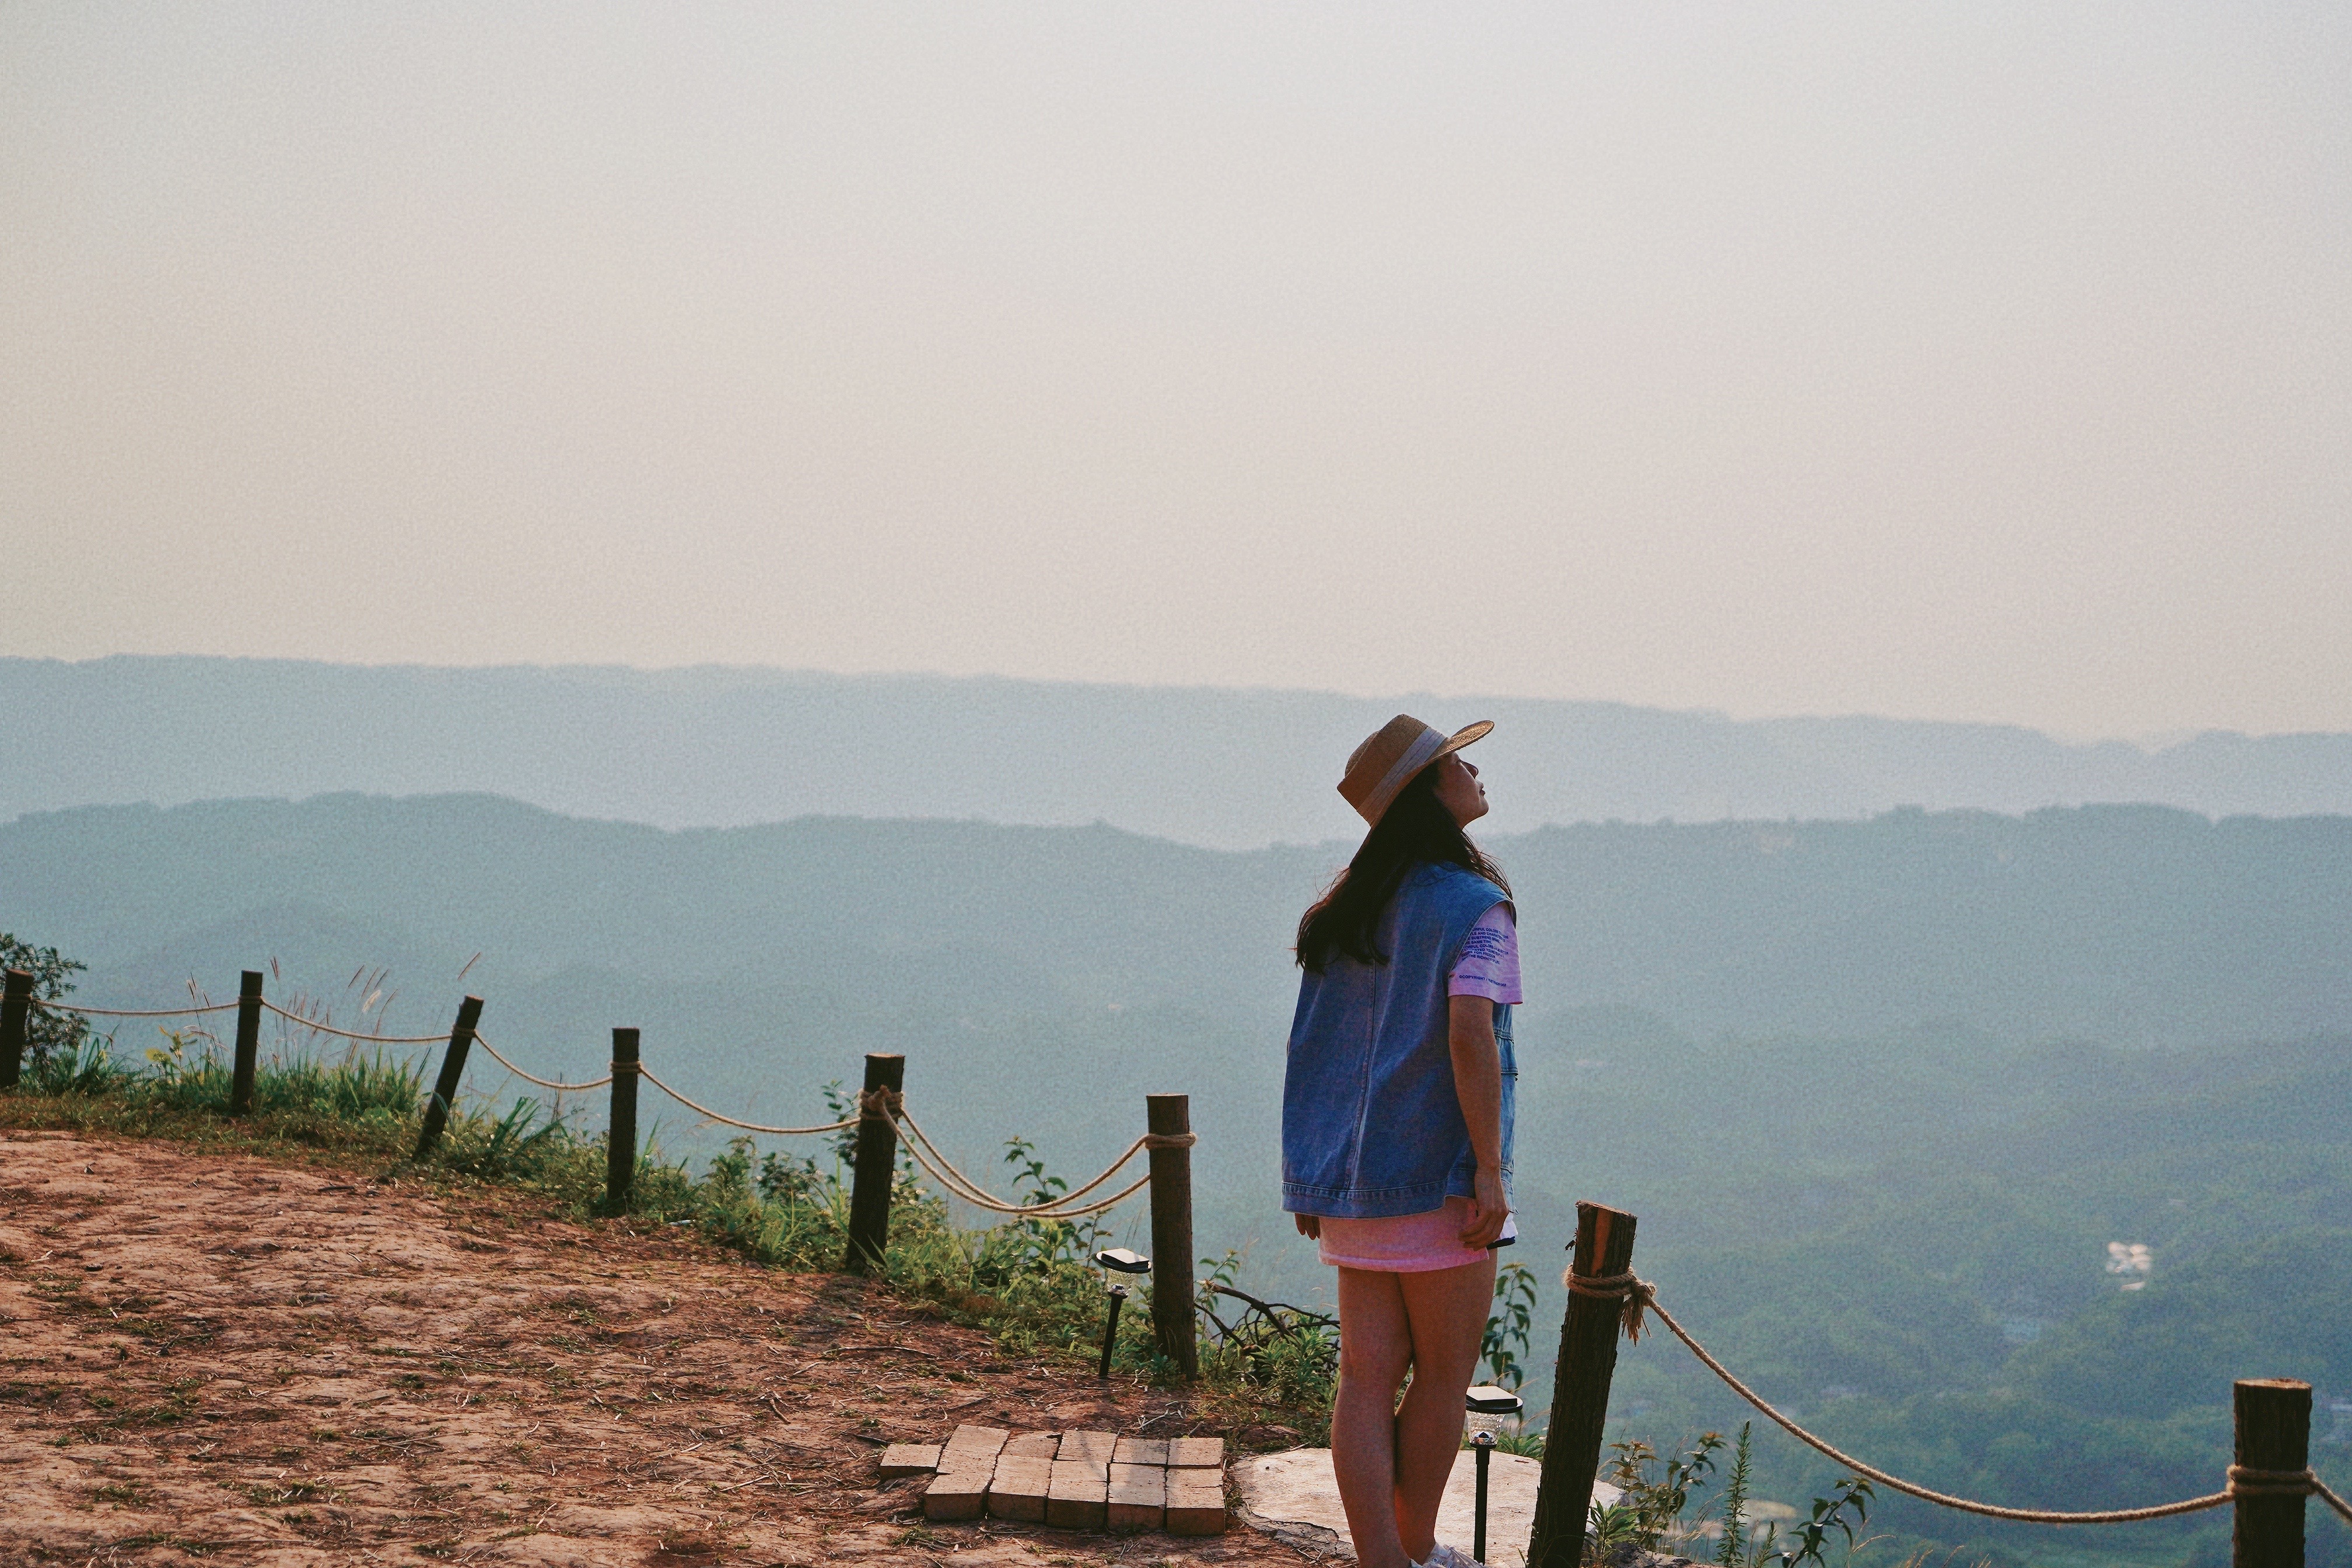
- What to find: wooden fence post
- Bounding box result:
[1146,1093,1197,1379]
[1528,1200,1640,1568]
[606,1027,640,1212]
[842,1053,905,1275]
[411,996,484,1160]
[0,968,30,1089]
[229,971,264,1115]
[2234,1378,2312,1568]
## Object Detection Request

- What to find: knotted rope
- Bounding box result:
[1565,1267,2310,1527]
[2230,1468,2352,1524]
[1565,1267,1654,1342]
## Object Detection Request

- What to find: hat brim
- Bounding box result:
[1434,719,1494,760]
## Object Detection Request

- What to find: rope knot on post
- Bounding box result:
[858,1086,903,1121]
[2227,1466,2321,1499]
[2227,1461,2352,1522]
[1564,1266,1655,1342]
[1140,1131,1196,1150]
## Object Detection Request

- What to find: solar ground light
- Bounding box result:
[1464,1384,1524,1562]
[1092,1248,1150,1378]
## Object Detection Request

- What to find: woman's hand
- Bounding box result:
[1293,1212,1322,1240]
[1459,1165,1509,1248]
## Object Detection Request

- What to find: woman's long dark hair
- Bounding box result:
[1296,762,1511,972]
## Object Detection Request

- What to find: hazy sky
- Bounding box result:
[5,4,2347,738]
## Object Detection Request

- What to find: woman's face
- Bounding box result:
[1434,752,1489,827]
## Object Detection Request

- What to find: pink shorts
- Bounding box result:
[1317,1196,1503,1273]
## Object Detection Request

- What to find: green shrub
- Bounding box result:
[0,935,94,1069]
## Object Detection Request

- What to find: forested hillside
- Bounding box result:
[1555,1024,2352,1567]
[9,793,2347,1046]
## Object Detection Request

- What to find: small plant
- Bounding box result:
[1483,1260,1539,1390]
[998,1135,1110,1261]
[1716,1422,1755,1567]
[144,1028,211,1087]
[1489,1424,1546,1457]
[1586,1497,1644,1562]
[820,1079,859,1165]
[1472,1262,1545,1454]
[32,1032,125,1096]
[1782,1478,1873,1568]
[756,1147,828,1208]
[439,1097,564,1180]
[1592,1432,1726,1555]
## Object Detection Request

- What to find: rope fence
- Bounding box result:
[5,978,1167,1230]
[1558,1265,2352,1532]
[0,964,1193,1377]
[4,973,1176,1260]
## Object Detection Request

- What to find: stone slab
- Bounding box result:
[879,1443,941,1479]
[1046,1458,1109,1530]
[1111,1436,1168,1467]
[1058,1429,1118,1475]
[1003,1431,1062,1459]
[942,1424,1010,1462]
[1106,1460,1167,1531]
[986,1454,1054,1522]
[1167,1435,1225,1469]
[1165,1468,1227,1536]
[1232,1448,1622,1565]
[922,1466,989,1521]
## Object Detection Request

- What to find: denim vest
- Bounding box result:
[1282,862,1515,1219]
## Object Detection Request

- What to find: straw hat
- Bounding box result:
[1338,714,1494,827]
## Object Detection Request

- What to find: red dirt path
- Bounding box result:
[0,1129,1320,1567]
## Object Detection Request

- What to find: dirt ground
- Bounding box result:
[0,1129,1324,1567]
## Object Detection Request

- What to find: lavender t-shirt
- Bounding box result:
[1447,902,1521,1004]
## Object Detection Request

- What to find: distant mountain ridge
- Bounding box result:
[6,656,2351,848]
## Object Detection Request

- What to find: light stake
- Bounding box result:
[1093,1248,1150,1380]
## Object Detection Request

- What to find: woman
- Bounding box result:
[1285,714,1520,1568]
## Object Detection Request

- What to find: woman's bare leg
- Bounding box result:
[1332,1266,1417,1568]
[1392,1255,1497,1562]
